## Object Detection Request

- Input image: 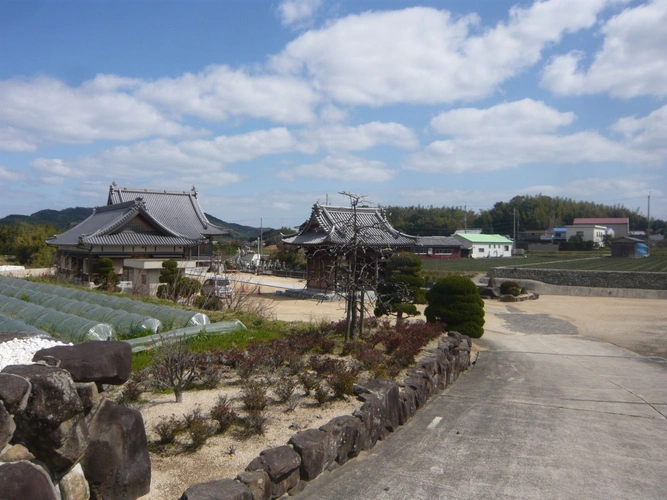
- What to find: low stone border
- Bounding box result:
[178,331,473,500]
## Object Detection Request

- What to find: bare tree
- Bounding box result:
[149,334,199,403]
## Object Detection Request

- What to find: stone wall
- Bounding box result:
[0,340,150,500]
[488,268,667,291]
[179,331,473,500]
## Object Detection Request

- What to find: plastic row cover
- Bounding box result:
[125,319,247,353]
[0,295,112,342]
[0,312,51,338]
[0,276,209,329]
[0,282,161,338]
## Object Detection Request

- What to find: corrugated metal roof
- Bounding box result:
[415,236,461,247]
[107,182,227,238]
[283,203,416,248]
[455,233,513,244]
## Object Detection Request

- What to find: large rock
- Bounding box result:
[245,445,301,498]
[59,463,91,500]
[352,397,386,450]
[82,399,151,500]
[398,387,417,425]
[33,341,132,385]
[0,401,15,450]
[354,379,401,432]
[236,471,270,500]
[179,478,251,500]
[2,364,89,475]
[0,372,31,413]
[319,415,364,463]
[288,428,336,480]
[0,460,59,500]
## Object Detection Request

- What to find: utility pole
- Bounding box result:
[647,192,651,243]
[513,208,516,242]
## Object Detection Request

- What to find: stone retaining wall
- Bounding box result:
[0,340,150,500]
[488,268,667,291]
[179,331,473,500]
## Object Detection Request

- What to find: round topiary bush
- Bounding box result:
[500,281,521,295]
[424,276,485,338]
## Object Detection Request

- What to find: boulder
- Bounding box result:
[0,443,35,462]
[179,478,252,500]
[59,463,91,500]
[0,372,31,413]
[245,445,301,498]
[354,379,401,432]
[398,387,417,425]
[288,428,336,480]
[0,401,15,450]
[75,382,100,413]
[236,470,270,500]
[3,364,89,475]
[0,460,59,500]
[82,399,150,500]
[319,415,364,464]
[352,397,385,450]
[33,341,132,385]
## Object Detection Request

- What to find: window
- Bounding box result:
[478,248,484,253]
[141,274,147,285]
[504,245,509,251]
[434,248,453,255]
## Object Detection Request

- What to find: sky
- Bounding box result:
[1,0,666,230]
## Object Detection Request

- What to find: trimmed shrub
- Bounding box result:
[500,281,521,295]
[210,396,238,434]
[425,276,485,338]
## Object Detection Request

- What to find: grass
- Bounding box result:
[422,248,667,276]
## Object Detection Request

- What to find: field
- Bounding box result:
[422,248,667,277]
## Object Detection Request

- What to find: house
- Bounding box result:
[610,237,649,258]
[454,233,513,258]
[565,224,609,247]
[413,236,462,259]
[572,218,629,238]
[282,202,416,291]
[47,183,227,292]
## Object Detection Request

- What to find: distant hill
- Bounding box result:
[0,207,94,231]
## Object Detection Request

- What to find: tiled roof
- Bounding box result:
[47,199,199,247]
[107,182,227,238]
[283,202,416,248]
[573,218,629,225]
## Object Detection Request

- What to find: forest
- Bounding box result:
[384,195,664,237]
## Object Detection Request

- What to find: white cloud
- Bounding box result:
[180,128,298,164]
[278,155,396,182]
[298,122,419,153]
[406,99,658,173]
[0,165,24,181]
[524,175,662,201]
[136,65,319,124]
[611,104,667,154]
[430,99,575,136]
[541,0,667,97]
[277,0,323,27]
[271,1,616,106]
[0,76,199,150]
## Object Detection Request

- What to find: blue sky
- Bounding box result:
[1,0,665,229]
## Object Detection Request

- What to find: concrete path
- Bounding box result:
[297,316,667,498]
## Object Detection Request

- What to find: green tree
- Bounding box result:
[158,259,201,302]
[96,257,119,291]
[375,252,425,323]
[425,276,485,339]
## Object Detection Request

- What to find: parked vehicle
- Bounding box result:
[201,277,232,298]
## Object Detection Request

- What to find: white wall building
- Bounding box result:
[454,234,513,258]
[565,225,608,247]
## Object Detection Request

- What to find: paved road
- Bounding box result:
[297,314,667,499]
